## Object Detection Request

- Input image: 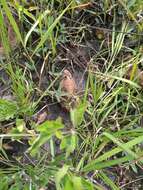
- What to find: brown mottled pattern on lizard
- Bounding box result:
[60,70,77,95]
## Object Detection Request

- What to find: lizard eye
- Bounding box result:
[62,74,67,79]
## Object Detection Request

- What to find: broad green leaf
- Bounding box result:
[28,133,51,155]
[64,177,73,190]
[37,118,64,133]
[70,102,87,127]
[16,119,25,132]
[72,176,83,190]
[0,99,18,121]
[0,176,9,190]
[60,133,78,157]
[55,165,69,190]
[29,118,64,155]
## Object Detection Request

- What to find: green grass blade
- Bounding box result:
[103,132,139,160]
[95,72,140,88]
[33,2,72,55]
[83,135,143,172]
[0,0,23,44]
[98,171,120,190]
[83,155,133,172]
[118,0,142,31]
[0,10,10,56]
[24,9,50,47]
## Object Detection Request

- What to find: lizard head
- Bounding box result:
[62,69,72,79]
